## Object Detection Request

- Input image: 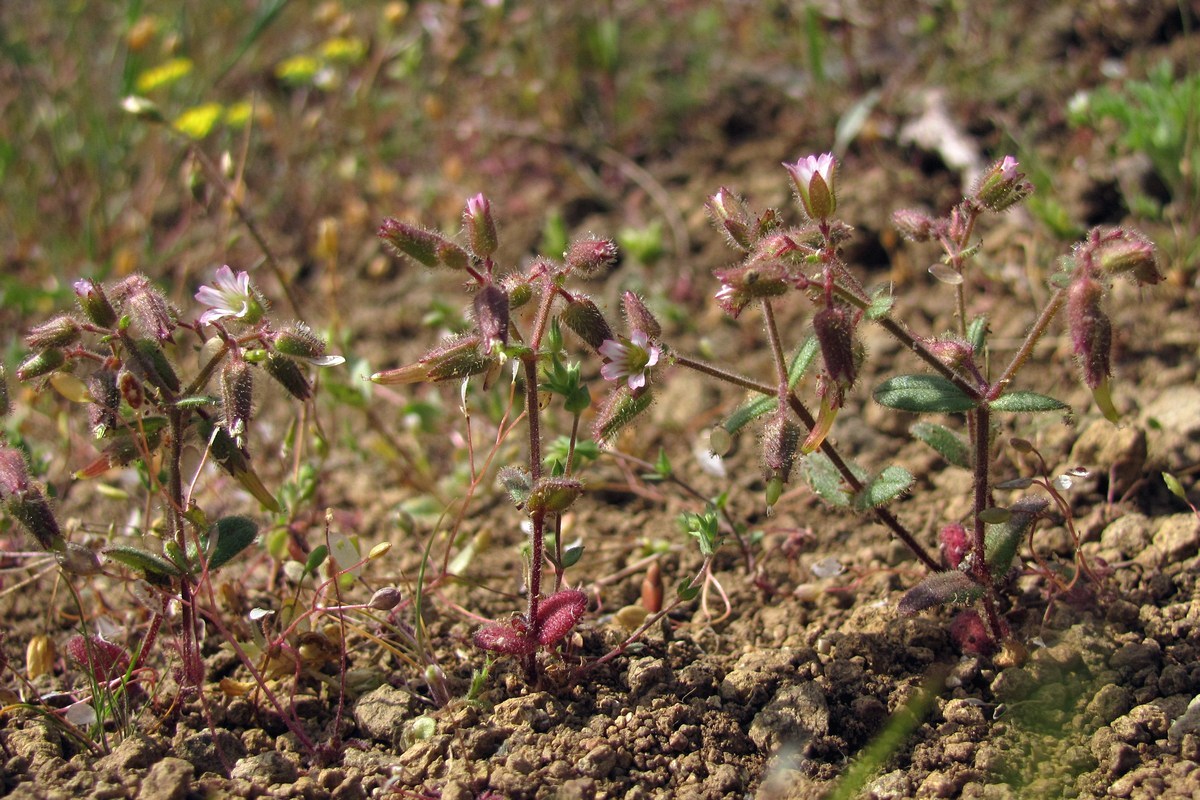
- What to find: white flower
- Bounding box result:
[196,265,264,325]
[599,330,661,392]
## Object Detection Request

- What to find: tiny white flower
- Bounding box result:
[599,330,661,392]
[196,265,264,325]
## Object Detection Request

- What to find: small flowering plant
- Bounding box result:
[3,267,343,689]
[375,152,1161,679]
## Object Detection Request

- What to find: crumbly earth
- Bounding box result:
[3,2,1200,799]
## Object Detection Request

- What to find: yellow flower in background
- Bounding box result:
[275,54,320,85]
[135,57,193,93]
[224,100,253,129]
[173,102,223,139]
[320,36,367,64]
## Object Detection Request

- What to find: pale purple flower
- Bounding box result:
[196,265,264,325]
[999,155,1019,180]
[783,152,837,219]
[599,330,660,391]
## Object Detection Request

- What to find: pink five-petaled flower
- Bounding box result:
[784,152,837,220]
[599,330,660,392]
[195,265,264,326]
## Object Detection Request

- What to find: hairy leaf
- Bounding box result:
[984,497,1049,576]
[800,452,851,507]
[853,465,914,510]
[910,421,971,468]
[722,395,777,437]
[989,391,1068,413]
[898,570,982,615]
[873,375,977,413]
[788,336,820,389]
[207,515,259,572]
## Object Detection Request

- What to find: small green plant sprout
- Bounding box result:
[4,267,343,692]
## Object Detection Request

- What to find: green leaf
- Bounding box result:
[305,544,329,576]
[104,544,183,579]
[853,465,914,510]
[800,452,851,508]
[787,336,819,389]
[897,570,982,615]
[988,391,1068,413]
[865,285,895,320]
[676,578,700,602]
[207,515,259,572]
[561,543,584,568]
[984,497,1048,576]
[873,375,977,413]
[967,315,988,354]
[722,395,777,436]
[910,421,970,468]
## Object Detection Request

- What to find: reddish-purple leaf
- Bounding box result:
[65,634,130,682]
[535,589,587,647]
[473,618,535,656]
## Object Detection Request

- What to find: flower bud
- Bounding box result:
[528,476,584,515]
[923,336,974,369]
[25,315,82,349]
[423,335,494,382]
[16,349,65,382]
[560,296,615,352]
[127,338,180,393]
[712,260,790,318]
[57,542,103,575]
[221,358,254,444]
[705,187,755,250]
[264,353,312,401]
[463,193,498,258]
[593,384,653,445]
[565,236,618,278]
[1067,276,1111,390]
[74,279,118,327]
[378,218,449,268]
[784,153,837,220]
[762,412,801,485]
[504,277,533,309]
[1092,227,1162,286]
[117,275,175,341]
[813,305,857,393]
[87,370,121,435]
[0,447,30,498]
[5,485,64,552]
[892,209,936,242]
[972,155,1031,213]
[273,323,328,361]
[621,291,661,340]
[473,284,510,349]
[437,239,471,271]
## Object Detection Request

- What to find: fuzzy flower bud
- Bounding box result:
[972,156,1032,213]
[705,187,755,250]
[621,291,662,340]
[74,279,119,327]
[762,412,801,486]
[221,358,254,445]
[87,370,120,435]
[813,305,858,394]
[923,335,975,369]
[565,236,618,278]
[25,315,82,349]
[116,275,175,341]
[560,297,615,352]
[473,284,510,350]
[892,208,936,242]
[378,218,453,269]
[463,193,498,258]
[593,384,653,445]
[16,349,65,382]
[1,448,64,552]
[264,353,312,401]
[784,153,837,220]
[1091,227,1162,286]
[1067,276,1111,390]
[528,476,585,515]
[712,260,790,318]
[273,323,327,361]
